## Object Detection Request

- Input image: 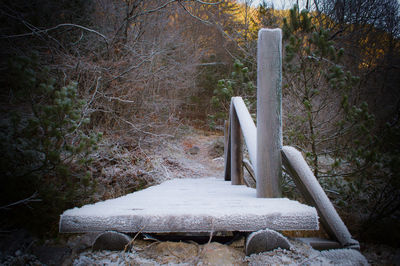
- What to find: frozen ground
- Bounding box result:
[70,237,368,265]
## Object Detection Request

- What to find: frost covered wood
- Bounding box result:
[59,178,318,233]
[232,97,257,169]
[257,28,282,198]
[225,97,257,186]
[281,146,359,249]
[230,101,244,185]
[224,120,231,181]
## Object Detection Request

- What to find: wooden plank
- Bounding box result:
[256,28,283,198]
[59,178,319,233]
[281,146,360,250]
[224,119,231,181]
[231,102,244,185]
[232,97,257,169]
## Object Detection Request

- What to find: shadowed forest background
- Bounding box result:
[0,0,399,249]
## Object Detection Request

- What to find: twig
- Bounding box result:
[207,230,214,244]
[167,244,186,260]
[117,116,174,138]
[108,58,151,83]
[297,254,321,265]
[126,0,178,23]
[1,23,109,44]
[196,62,227,66]
[101,95,135,104]
[113,0,220,44]
[124,225,146,252]
[0,192,41,210]
[207,219,215,244]
[178,2,212,25]
[161,164,171,179]
[194,0,222,5]
[214,22,251,57]
[69,76,101,136]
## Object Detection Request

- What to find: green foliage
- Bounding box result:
[282,5,400,239]
[0,53,101,236]
[251,2,280,38]
[282,5,372,178]
[209,59,255,128]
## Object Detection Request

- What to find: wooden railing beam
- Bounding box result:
[282,146,360,249]
[232,97,257,169]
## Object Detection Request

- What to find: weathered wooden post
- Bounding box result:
[230,101,244,185]
[256,28,282,198]
[224,120,231,181]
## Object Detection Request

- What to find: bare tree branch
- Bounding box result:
[0,192,41,210]
[117,117,174,138]
[0,23,109,44]
[178,1,212,25]
[194,0,222,5]
[107,57,151,83]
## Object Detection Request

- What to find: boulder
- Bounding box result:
[92,231,132,251]
[245,229,291,255]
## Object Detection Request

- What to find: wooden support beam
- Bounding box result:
[243,159,256,188]
[230,102,244,185]
[256,28,282,198]
[295,237,341,251]
[281,146,360,250]
[243,159,256,184]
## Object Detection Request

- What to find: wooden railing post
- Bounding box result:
[224,120,231,181]
[256,28,282,198]
[230,102,244,185]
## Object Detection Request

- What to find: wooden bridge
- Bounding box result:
[59,29,359,253]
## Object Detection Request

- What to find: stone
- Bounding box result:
[144,241,199,264]
[200,242,246,265]
[245,229,291,255]
[67,232,99,253]
[320,249,368,265]
[144,241,245,265]
[188,146,200,155]
[92,231,132,251]
[32,246,71,265]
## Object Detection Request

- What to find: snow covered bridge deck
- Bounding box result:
[59,178,318,233]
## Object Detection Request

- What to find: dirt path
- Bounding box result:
[152,131,225,182]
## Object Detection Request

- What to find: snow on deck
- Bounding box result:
[59,178,318,233]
